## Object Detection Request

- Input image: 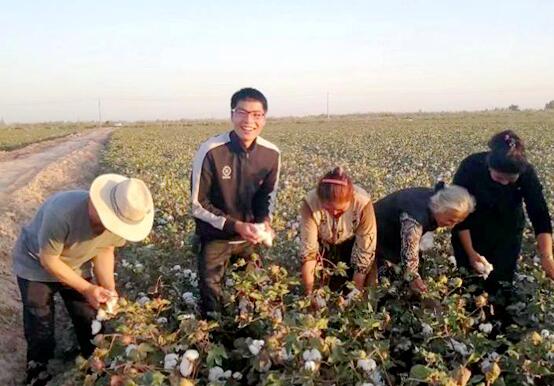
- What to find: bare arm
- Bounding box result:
[93,246,116,291]
[299,200,319,294]
[537,233,554,280]
[301,260,318,295]
[40,253,111,308]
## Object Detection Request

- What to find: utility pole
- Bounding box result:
[97,98,102,128]
[326,92,330,120]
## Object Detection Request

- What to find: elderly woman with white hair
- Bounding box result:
[374,182,475,293]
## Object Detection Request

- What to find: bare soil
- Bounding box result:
[0,128,113,385]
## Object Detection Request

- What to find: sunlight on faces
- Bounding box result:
[321,199,351,218]
[489,168,519,185]
[434,208,468,228]
[231,99,266,148]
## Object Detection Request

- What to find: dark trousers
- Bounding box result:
[197,239,254,318]
[452,231,522,293]
[320,237,356,292]
[17,276,96,383]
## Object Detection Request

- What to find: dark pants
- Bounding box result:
[452,231,522,293]
[197,239,254,318]
[17,276,96,384]
[320,237,356,292]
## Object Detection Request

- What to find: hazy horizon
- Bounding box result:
[2,1,553,123]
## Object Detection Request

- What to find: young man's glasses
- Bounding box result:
[231,108,265,121]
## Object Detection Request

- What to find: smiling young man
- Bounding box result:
[191,87,281,318]
[12,174,154,386]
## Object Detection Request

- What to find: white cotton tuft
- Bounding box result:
[91,320,102,335]
[419,232,434,252]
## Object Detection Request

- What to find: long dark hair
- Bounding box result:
[486,130,527,174]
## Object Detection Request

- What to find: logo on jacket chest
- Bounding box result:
[222,165,232,180]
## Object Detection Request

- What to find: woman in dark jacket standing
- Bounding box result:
[375,183,475,293]
[452,130,554,291]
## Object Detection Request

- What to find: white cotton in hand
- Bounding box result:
[96,308,108,321]
[105,296,118,314]
[253,223,274,247]
[474,257,494,279]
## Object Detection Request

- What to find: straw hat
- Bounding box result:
[89,174,154,242]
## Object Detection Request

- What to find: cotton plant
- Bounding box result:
[65,120,554,386]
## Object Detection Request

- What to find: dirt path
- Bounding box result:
[0,127,114,385]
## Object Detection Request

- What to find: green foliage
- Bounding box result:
[0,122,96,150]
[56,112,554,385]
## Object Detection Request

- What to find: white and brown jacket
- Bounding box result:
[299,185,377,274]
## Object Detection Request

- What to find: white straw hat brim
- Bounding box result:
[89,174,154,242]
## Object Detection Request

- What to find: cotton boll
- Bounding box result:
[479,323,493,334]
[232,372,243,380]
[182,292,196,305]
[164,353,179,370]
[96,308,108,322]
[105,296,118,314]
[179,357,194,377]
[419,232,434,251]
[208,367,231,382]
[474,257,494,279]
[421,323,433,337]
[302,348,322,362]
[248,339,265,355]
[184,349,199,361]
[91,320,102,335]
[304,360,317,371]
[253,223,274,247]
[450,339,469,356]
[357,358,377,373]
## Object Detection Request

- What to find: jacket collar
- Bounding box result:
[229,130,257,153]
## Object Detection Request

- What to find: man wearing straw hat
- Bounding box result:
[12,174,154,386]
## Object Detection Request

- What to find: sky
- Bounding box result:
[1,0,553,123]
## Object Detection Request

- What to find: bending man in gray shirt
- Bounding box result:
[12,174,154,386]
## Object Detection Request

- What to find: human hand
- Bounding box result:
[469,252,493,278]
[410,276,428,293]
[253,221,275,247]
[83,284,113,309]
[235,221,260,244]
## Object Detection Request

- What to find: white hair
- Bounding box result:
[429,184,475,215]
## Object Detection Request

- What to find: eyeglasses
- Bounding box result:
[231,108,266,121]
